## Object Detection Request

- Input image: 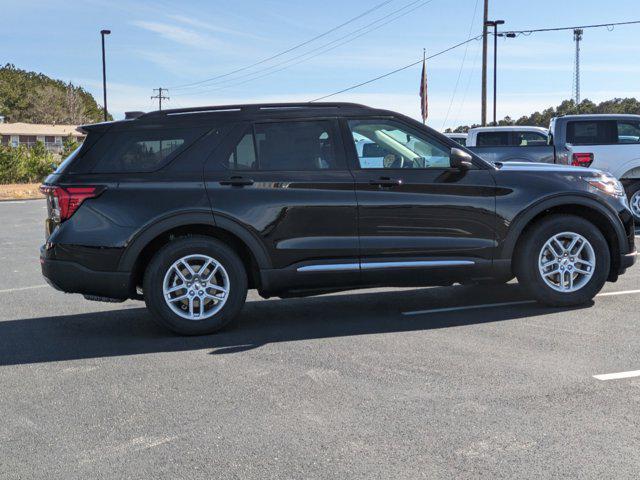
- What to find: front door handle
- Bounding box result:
[220,176,254,187]
[369,177,402,188]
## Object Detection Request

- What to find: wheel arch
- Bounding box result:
[119,212,270,294]
[501,195,627,281]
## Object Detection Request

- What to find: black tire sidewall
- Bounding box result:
[143,236,248,335]
[516,215,610,306]
[625,181,640,222]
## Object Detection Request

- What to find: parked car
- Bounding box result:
[466,126,553,163]
[444,132,468,146]
[466,116,640,221]
[40,103,636,335]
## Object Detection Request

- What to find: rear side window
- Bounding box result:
[566,121,617,145]
[515,131,547,146]
[476,131,510,146]
[617,121,640,144]
[91,127,208,173]
[225,120,340,171]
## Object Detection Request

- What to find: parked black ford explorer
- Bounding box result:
[40,103,636,335]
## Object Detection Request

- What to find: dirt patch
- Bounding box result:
[0,183,44,201]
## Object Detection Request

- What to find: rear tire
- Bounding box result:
[624,181,640,222]
[514,215,610,307]
[143,236,247,335]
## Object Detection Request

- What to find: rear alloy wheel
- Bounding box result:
[144,236,247,335]
[515,215,610,307]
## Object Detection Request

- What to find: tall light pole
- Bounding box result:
[100,29,111,122]
[486,20,505,125]
[480,0,489,126]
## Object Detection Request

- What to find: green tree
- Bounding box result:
[61,134,80,158]
[0,64,111,124]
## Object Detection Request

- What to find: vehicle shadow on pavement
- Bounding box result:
[0,284,589,365]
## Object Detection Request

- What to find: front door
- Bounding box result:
[342,117,497,283]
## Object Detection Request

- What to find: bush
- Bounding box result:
[0,142,59,184]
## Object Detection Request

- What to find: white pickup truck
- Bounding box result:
[459,117,640,220]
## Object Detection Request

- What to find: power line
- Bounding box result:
[172,0,435,97]
[502,19,640,36]
[172,0,433,97]
[310,34,483,102]
[167,0,394,90]
[441,0,480,129]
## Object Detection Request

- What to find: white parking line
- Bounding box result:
[0,284,47,294]
[593,370,640,381]
[402,288,640,316]
[598,289,640,297]
[402,300,536,316]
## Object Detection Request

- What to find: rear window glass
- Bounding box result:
[91,127,207,173]
[224,120,341,171]
[476,131,510,146]
[566,121,617,145]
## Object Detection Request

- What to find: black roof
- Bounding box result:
[82,102,401,133]
[139,102,375,120]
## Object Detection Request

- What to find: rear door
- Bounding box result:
[342,117,497,282]
[204,118,359,285]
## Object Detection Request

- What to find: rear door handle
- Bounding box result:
[220,176,254,187]
[369,177,402,188]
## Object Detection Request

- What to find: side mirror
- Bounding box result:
[450,147,474,170]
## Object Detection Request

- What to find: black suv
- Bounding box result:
[40,103,636,335]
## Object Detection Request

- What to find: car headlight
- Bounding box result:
[584,175,625,197]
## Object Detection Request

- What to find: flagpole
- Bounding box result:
[422,48,426,125]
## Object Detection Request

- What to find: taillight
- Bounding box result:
[571,152,593,167]
[39,185,104,222]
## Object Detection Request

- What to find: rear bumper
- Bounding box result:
[40,250,132,299]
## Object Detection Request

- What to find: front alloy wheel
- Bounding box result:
[538,232,595,293]
[630,189,640,221]
[515,214,610,307]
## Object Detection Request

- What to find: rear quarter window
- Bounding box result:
[90,127,209,173]
[566,120,617,145]
[476,131,510,146]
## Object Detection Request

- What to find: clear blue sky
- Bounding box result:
[1,0,638,129]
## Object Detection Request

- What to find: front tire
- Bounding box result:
[143,236,248,335]
[514,215,610,307]
[625,181,640,222]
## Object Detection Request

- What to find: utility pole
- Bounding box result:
[151,88,169,110]
[100,29,111,121]
[573,28,583,111]
[486,20,505,125]
[481,0,489,126]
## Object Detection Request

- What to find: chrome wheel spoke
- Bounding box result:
[168,293,189,303]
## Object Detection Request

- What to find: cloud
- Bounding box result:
[131,20,227,50]
[166,14,264,40]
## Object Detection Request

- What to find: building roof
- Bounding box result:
[0,122,84,137]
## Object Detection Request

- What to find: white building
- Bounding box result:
[0,120,85,153]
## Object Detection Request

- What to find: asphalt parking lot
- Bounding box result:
[1,199,639,479]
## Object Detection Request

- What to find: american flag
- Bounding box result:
[419,52,428,124]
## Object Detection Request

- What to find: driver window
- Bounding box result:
[348,119,450,169]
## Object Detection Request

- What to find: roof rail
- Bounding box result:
[141,102,370,119]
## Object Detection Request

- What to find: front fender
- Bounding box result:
[499,193,628,260]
